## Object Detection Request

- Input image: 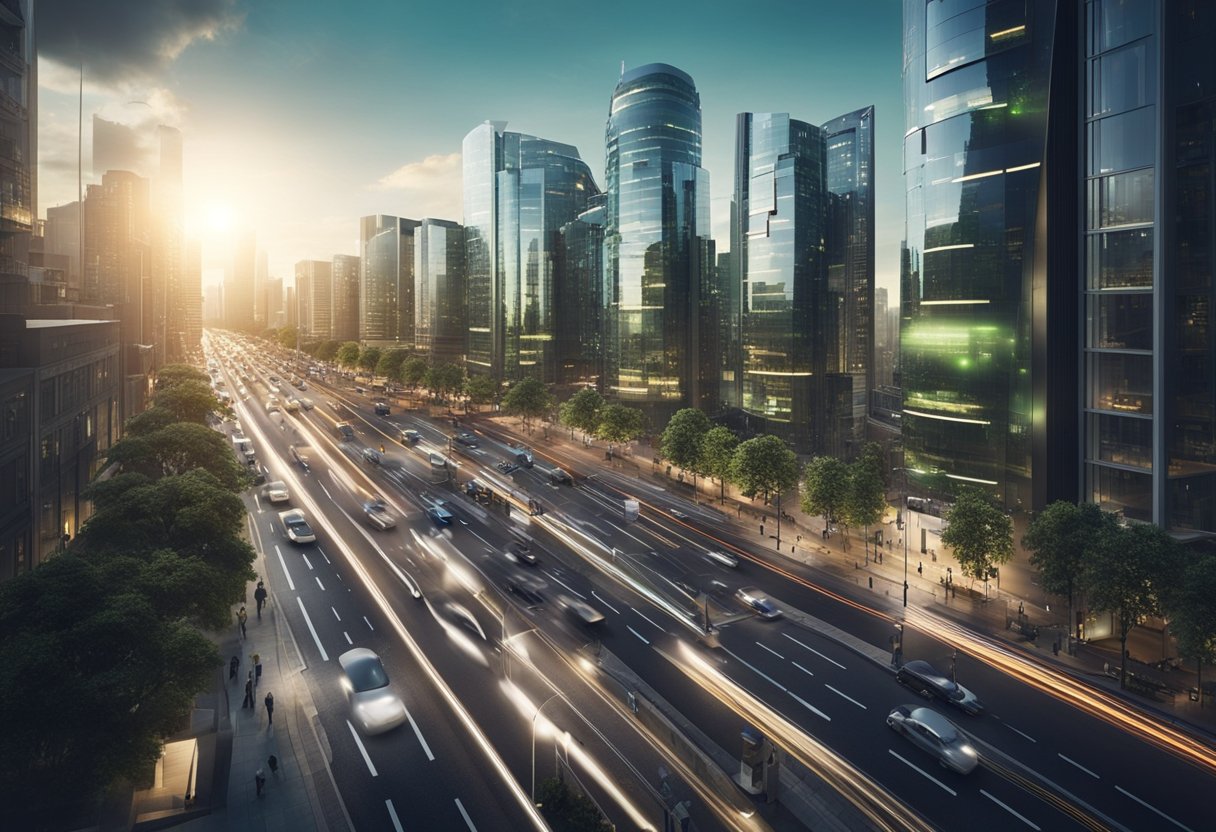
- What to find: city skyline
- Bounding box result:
[34,0,903,294]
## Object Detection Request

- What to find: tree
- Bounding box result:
[316,339,340,361]
[730,434,799,503]
[436,363,466,403]
[940,488,1014,594]
[0,555,218,827]
[400,357,429,389]
[124,405,177,438]
[559,388,604,438]
[844,457,886,559]
[276,326,299,351]
[357,345,382,374]
[336,341,361,368]
[376,348,409,380]
[660,408,711,479]
[595,403,646,446]
[802,456,849,528]
[1086,520,1179,689]
[501,377,554,432]
[156,364,210,389]
[105,423,246,491]
[1169,553,1216,706]
[155,379,225,424]
[1023,501,1105,640]
[700,426,738,503]
[464,373,499,410]
[535,777,613,832]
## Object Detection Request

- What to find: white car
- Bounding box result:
[705,550,739,568]
[278,509,316,544]
[886,706,978,774]
[363,499,397,530]
[265,481,290,504]
[338,648,407,735]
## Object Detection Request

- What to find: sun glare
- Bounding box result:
[205,202,234,233]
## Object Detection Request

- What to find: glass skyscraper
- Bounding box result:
[604,63,713,422]
[462,122,598,383]
[557,194,606,385]
[359,215,419,345]
[331,254,360,342]
[414,218,465,367]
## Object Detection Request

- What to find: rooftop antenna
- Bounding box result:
[620,60,625,78]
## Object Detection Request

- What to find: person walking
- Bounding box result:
[264,691,275,726]
[253,653,263,688]
[228,655,239,681]
[242,677,254,709]
[254,582,267,620]
[236,606,248,639]
[267,754,279,775]
[255,768,266,797]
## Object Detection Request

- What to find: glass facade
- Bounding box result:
[414,219,465,366]
[556,195,606,385]
[295,260,331,340]
[604,64,713,421]
[331,254,361,342]
[359,215,419,345]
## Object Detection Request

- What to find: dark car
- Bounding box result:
[454,432,479,447]
[496,461,520,475]
[374,401,390,416]
[336,423,356,441]
[736,586,782,620]
[400,428,421,444]
[896,660,984,715]
[506,573,546,606]
[505,539,537,566]
[426,504,453,526]
[547,467,573,485]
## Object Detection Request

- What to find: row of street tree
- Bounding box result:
[0,365,254,825]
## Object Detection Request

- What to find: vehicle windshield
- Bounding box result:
[346,657,390,692]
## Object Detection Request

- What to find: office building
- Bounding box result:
[331,254,361,342]
[182,240,202,355]
[91,115,144,178]
[155,126,185,362]
[254,249,269,329]
[360,215,419,346]
[203,283,223,325]
[264,276,284,329]
[225,232,257,332]
[294,260,332,340]
[45,203,81,295]
[556,195,605,385]
[414,219,464,366]
[462,122,599,383]
[604,63,713,423]
[0,0,35,314]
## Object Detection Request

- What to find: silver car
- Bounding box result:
[338,648,407,735]
[265,481,289,504]
[705,549,739,568]
[886,705,978,774]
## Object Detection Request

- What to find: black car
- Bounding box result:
[896,659,984,715]
[454,432,479,447]
[506,573,546,606]
[374,402,390,416]
[496,461,520,475]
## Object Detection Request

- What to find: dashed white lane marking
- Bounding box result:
[788,690,831,721]
[592,591,620,614]
[302,553,314,571]
[347,720,377,776]
[781,633,847,669]
[792,661,815,678]
[296,597,328,661]
[981,790,1040,829]
[332,607,341,621]
[824,684,867,710]
[1115,785,1194,831]
[319,482,332,499]
[999,719,1037,743]
[721,647,787,692]
[405,705,435,761]
[343,631,352,645]
[315,576,325,591]
[888,749,956,795]
[386,799,404,832]
[364,615,374,630]
[545,571,587,600]
[632,607,667,633]
[1057,753,1099,779]
[454,798,477,831]
[274,545,295,591]
[756,641,785,660]
[317,546,331,564]
[627,625,651,645]
[254,494,262,513]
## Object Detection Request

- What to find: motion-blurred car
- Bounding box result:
[265,481,290,504]
[506,573,546,606]
[363,499,397,530]
[361,447,382,466]
[374,401,390,416]
[669,508,690,521]
[555,594,605,627]
[278,509,316,544]
[400,428,421,444]
[338,648,407,735]
[503,539,537,566]
[496,461,520,475]
[425,503,453,526]
[736,586,782,620]
[886,705,978,774]
[705,550,739,568]
[454,431,479,447]
[336,422,355,441]
[298,398,314,410]
[895,660,984,715]
[547,467,573,485]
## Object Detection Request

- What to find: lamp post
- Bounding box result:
[893,466,911,608]
[532,692,563,805]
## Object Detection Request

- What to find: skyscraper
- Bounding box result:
[225,232,257,333]
[91,116,144,177]
[735,112,831,454]
[296,260,332,340]
[0,0,35,308]
[183,240,202,353]
[331,254,361,343]
[604,63,712,423]
[254,249,269,329]
[156,126,186,362]
[414,219,465,366]
[556,195,606,385]
[359,215,419,346]
[462,122,599,383]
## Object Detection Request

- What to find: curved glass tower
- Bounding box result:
[604,63,710,420]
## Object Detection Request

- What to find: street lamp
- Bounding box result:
[893,466,911,608]
[532,692,563,805]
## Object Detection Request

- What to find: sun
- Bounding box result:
[205,202,234,233]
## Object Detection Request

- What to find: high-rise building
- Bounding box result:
[556,195,606,385]
[183,240,202,353]
[462,122,599,383]
[44,203,81,295]
[734,112,832,454]
[604,64,713,423]
[295,260,332,340]
[0,0,35,310]
[155,126,185,362]
[359,215,419,346]
[254,249,269,329]
[264,277,284,329]
[414,219,465,366]
[285,285,297,329]
[91,116,144,178]
[203,283,223,325]
[225,232,257,332]
[331,254,361,343]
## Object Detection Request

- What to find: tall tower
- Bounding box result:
[604,63,712,424]
[331,254,361,342]
[414,219,465,366]
[225,231,257,332]
[0,0,34,303]
[359,215,419,346]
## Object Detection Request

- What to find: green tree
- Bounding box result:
[376,348,409,380]
[124,405,177,438]
[105,422,246,491]
[501,377,554,432]
[595,403,647,446]
[156,379,226,424]
[940,488,1015,594]
[316,339,341,361]
[1086,520,1179,689]
[1023,501,1106,640]
[844,456,886,558]
[276,326,299,351]
[400,356,429,389]
[357,345,382,374]
[1169,553,1216,706]
[464,373,499,410]
[0,556,218,827]
[559,388,604,438]
[660,408,711,482]
[535,777,613,832]
[700,425,738,503]
[802,455,849,528]
[336,341,361,368]
[436,363,466,403]
[730,434,800,503]
[157,364,210,389]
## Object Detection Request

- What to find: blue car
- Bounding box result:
[426,504,453,526]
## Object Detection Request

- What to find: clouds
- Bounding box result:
[372,153,462,221]
[38,0,243,86]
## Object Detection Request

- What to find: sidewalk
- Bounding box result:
[471,413,1216,740]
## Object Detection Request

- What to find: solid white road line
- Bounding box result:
[981,789,1041,830]
[632,607,667,633]
[386,799,405,832]
[1057,752,1099,779]
[332,607,342,621]
[888,749,956,796]
[824,684,867,709]
[455,798,477,831]
[347,720,377,776]
[782,633,847,669]
[591,591,620,615]
[302,553,314,571]
[344,631,352,645]
[545,571,587,600]
[317,546,331,564]
[756,641,786,660]
[627,625,651,645]
[274,545,295,591]
[405,705,435,761]
[1001,721,1037,743]
[364,615,374,630]
[296,597,329,662]
[319,482,332,499]
[788,690,831,722]
[721,647,787,692]
[1115,785,1194,832]
[792,661,815,678]
[315,576,325,591]
[254,494,262,513]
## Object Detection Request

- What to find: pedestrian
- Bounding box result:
[229,655,239,681]
[253,653,263,687]
[236,605,248,639]
[267,754,279,775]
[264,691,275,725]
[255,768,266,797]
[917,561,923,575]
[242,677,254,709]
[254,582,267,620]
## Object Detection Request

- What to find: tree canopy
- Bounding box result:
[802,455,849,523]
[400,356,429,388]
[559,388,604,436]
[1023,500,1106,638]
[700,426,739,501]
[105,422,246,491]
[336,341,361,368]
[661,408,711,474]
[502,377,555,430]
[730,434,799,502]
[357,345,382,373]
[157,364,210,389]
[316,339,340,361]
[464,373,499,408]
[940,488,1014,585]
[595,403,646,445]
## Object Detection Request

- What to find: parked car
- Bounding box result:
[886,705,978,774]
[338,648,407,735]
[736,586,782,620]
[265,481,290,504]
[895,660,984,715]
[278,509,316,544]
[363,498,397,530]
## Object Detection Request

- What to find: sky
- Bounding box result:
[36,0,905,296]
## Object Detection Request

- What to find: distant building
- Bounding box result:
[182,240,202,354]
[331,254,360,343]
[414,219,464,366]
[360,215,419,347]
[44,203,81,295]
[225,232,257,332]
[91,115,144,178]
[295,260,332,340]
[155,126,186,362]
[203,283,223,324]
[254,249,269,329]
[264,277,284,329]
